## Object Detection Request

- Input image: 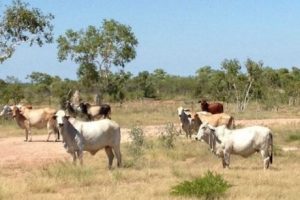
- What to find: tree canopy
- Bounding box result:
[57,19,138,76]
[0,0,54,63]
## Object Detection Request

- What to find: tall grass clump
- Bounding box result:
[171,170,231,200]
[36,162,95,186]
[159,122,179,149]
[129,126,145,158]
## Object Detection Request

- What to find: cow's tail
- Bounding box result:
[269,132,273,164]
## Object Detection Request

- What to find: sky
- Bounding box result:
[1,0,300,82]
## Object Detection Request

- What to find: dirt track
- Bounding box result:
[1,118,300,167]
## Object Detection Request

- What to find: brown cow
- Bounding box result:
[198,100,223,114]
[12,105,59,142]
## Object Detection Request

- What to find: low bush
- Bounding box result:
[171,170,230,199]
[128,126,145,160]
[159,122,179,149]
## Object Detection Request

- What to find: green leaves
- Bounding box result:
[57,19,138,72]
[0,0,54,63]
[171,171,231,199]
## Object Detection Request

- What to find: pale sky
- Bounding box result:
[1,0,300,81]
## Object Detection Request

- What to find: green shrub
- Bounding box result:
[171,171,230,200]
[287,133,300,142]
[159,122,179,149]
[129,126,145,159]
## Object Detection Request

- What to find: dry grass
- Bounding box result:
[1,100,300,199]
[0,124,300,200]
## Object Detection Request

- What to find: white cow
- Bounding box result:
[195,122,273,170]
[0,105,13,119]
[177,106,197,138]
[55,110,122,168]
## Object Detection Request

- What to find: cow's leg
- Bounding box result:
[105,146,114,169]
[224,152,230,168]
[222,157,227,168]
[113,145,122,168]
[72,152,77,165]
[260,150,270,170]
[77,151,83,166]
[46,130,52,142]
[24,129,28,142]
[53,127,60,142]
[26,124,32,142]
[56,128,60,141]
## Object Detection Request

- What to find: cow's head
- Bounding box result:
[0,105,13,117]
[195,122,215,141]
[54,110,70,127]
[177,106,183,117]
[199,100,209,111]
[78,102,90,114]
[177,106,191,117]
[11,106,22,118]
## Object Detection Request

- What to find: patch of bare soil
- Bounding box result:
[1,118,300,167]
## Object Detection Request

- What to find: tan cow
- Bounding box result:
[193,112,235,130]
[12,105,59,142]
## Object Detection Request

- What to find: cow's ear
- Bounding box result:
[52,115,57,120]
[65,115,70,120]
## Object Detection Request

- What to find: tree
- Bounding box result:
[0,0,54,63]
[195,66,226,101]
[57,19,138,92]
[77,62,99,88]
[134,71,156,98]
[221,58,263,111]
[26,72,54,104]
[1,76,24,104]
[107,71,131,103]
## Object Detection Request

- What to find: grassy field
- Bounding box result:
[0,100,300,199]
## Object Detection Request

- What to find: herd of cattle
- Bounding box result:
[0,99,273,170]
[178,100,273,170]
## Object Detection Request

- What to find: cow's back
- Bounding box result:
[25,108,56,127]
[208,103,223,114]
[88,106,101,117]
[225,126,270,156]
[76,119,121,151]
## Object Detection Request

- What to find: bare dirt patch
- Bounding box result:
[1,118,300,167]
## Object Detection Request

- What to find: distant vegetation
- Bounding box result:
[1,1,300,111]
[1,60,300,113]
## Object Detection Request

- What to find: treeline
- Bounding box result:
[1,58,300,111]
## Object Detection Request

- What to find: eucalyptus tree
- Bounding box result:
[107,71,131,103]
[77,62,99,89]
[195,66,226,101]
[57,19,138,95]
[221,58,263,111]
[0,0,54,63]
[26,72,54,104]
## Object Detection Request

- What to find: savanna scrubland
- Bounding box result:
[1,100,300,200]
